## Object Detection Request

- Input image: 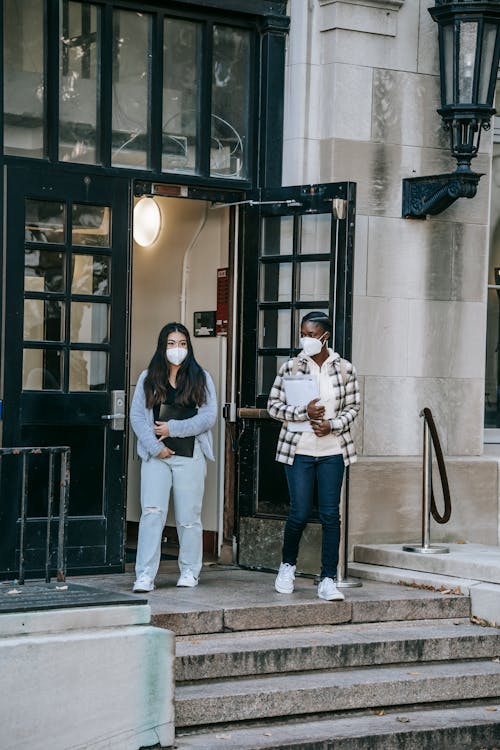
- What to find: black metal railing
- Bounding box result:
[403,408,452,554]
[0,446,71,584]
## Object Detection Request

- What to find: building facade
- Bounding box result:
[0,0,498,579]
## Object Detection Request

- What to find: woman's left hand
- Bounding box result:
[311,420,331,438]
[154,421,170,439]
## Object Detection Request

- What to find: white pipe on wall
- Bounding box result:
[180,203,209,325]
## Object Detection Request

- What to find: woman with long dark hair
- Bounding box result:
[130,322,217,593]
[268,311,360,601]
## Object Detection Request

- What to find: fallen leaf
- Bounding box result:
[374,710,385,716]
[485,707,498,712]
[215,735,232,740]
[471,616,492,628]
[396,717,410,723]
[407,671,421,676]
[493,657,500,663]
[263,732,272,736]
[455,539,467,544]
[55,585,68,591]
[7,589,21,595]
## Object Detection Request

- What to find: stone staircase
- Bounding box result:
[171,585,500,749]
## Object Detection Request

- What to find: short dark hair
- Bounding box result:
[301,311,332,335]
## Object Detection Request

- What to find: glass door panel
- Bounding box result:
[71,255,111,295]
[300,213,332,254]
[72,205,111,246]
[260,263,292,302]
[261,216,294,256]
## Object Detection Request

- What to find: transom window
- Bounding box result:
[3,0,254,182]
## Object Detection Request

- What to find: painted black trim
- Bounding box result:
[46,0,60,161]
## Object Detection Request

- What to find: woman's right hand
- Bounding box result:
[157,446,175,459]
[307,397,325,421]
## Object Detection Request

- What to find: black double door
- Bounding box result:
[0,163,130,577]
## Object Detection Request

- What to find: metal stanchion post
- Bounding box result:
[336,468,362,588]
[403,415,449,554]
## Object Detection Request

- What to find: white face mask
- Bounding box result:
[166,347,188,366]
[300,333,327,357]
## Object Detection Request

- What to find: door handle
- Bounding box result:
[102,390,126,430]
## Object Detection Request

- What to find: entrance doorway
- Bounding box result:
[0,163,130,577]
[126,194,231,565]
[236,182,356,571]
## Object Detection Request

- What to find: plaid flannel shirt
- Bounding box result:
[267,351,360,466]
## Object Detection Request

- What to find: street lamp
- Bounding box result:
[402,0,500,219]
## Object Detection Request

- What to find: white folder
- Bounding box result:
[283,376,319,433]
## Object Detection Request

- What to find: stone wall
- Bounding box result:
[282,0,499,545]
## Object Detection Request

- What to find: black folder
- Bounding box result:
[154,402,198,457]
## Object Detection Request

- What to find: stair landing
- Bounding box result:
[70,562,470,636]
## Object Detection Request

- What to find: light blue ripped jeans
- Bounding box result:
[135,440,207,582]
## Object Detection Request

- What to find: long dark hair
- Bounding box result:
[144,322,207,408]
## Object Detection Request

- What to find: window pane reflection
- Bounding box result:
[163,18,200,173]
[72,205,111,247]
[262,217,293,256]
[299,261,330,301]
[112,10,151,168]
[71,254,110,295]
[71,301,109,343]
[25,200,65,244]
[211,25,250,178]
[300,214,332,254]
[70,350,107,391]
[4,0,44,157]
[25,250,65,293]
[24,299,63,341]
[23,348,62,390]
[260,263,292,302]
[259,309,290,348]
[59,2,99,164]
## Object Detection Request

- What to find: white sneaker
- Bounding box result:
[133,573,154,593]
[275,562,296,594]
[177,570,198,588]
[318,577,344,601]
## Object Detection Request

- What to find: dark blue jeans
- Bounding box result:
[283,453,344,579]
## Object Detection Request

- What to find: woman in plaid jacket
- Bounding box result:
[267,311,360,601]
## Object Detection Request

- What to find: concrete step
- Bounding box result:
[150,583,471,636]
[175,658,500,727]
[353,543,500,585]
[176,619,500,681]
[174,704,500,749]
